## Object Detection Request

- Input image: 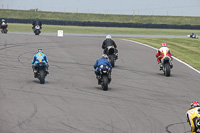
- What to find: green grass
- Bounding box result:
[1,9,200,25]
[127,38,200,70]
[8,23,200,35]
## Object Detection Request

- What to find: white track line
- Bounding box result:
[122,39,200,74]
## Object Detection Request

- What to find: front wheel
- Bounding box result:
[39,70,45,84]
[165,63,171,77]
[110,55,115,68]
[102,75,108,91]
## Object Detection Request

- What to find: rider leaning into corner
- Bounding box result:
[156,43,173,70]
[186,101,200,133]
[94,54,112,84]
[32,18,42,29]
[102,35,118,59]
[32,49,49,76]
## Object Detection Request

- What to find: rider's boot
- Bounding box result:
[34,73,37,78]
[108,73,112,83]
[159,63,163,70]
[95,71,101,79]
[98,79,101,85]
[115,53,118,60]
[170,61,173,68]
[46,68,49,74]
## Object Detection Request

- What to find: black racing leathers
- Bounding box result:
[102,39,117,49]
[102,39,118,55]
[32,20,42,29]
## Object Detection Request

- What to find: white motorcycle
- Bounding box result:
[33,25,41,35]
[187,34,198,39]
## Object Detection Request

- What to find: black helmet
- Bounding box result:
[37,49,43,53]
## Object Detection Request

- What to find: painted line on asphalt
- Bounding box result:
[122,39,200,74]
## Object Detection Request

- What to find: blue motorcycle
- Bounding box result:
[34,59,48,84]
[96,65,111,91]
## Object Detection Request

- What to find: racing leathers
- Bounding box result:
[0,21,8,29]
[190,33,196,38]
[94,57,112,84]
[102,39,118,58]
[186,107,200,133]
[156,47,172,64]
[32,52,49,73]
[32,19,42,29]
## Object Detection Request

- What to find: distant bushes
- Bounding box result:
[2,18,200,29]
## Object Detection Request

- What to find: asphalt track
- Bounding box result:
[0,33,200,133]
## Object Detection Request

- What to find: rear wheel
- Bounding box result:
[165,63,171,77]
[102,75,108,91]
[35,30,40,35]
[39,70,45,84]
[3,29,7,34]
[110,55,115,68]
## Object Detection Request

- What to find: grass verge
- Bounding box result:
[8,23,200,35]
[1,9,200,25]
[127,38,200,70]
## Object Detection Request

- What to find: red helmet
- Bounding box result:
[191,101,199,108]
[101,54,108,59]
[161,43,167,47]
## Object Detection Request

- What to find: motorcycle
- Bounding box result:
[1,23,8,34]
[33,25,41,35]
[188,34,198,39]
[160,56,173,77]
[96,65,111,91]
[105,46,118,68]
[34,59,48,84]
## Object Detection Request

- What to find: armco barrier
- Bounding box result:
[1,18,200,29]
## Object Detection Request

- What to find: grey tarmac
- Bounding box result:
[0,33,199,133]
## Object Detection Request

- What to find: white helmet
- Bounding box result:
[106,35,111,39]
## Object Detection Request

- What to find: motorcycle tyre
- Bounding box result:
[39,70,45,84]
[110,55,115,68]
[165,63,171,77]
[35,30,40,35]
[102,75,108,91]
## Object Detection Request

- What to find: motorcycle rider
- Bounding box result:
[94,54,112,84]
[190,33,196,38]
[195,117,200,132]
[102,35,118,59]
[186,101,200,133]
[156,43,173,70]
[0,19,8,29]
[32,49,49,77]
[32,18,42,29]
